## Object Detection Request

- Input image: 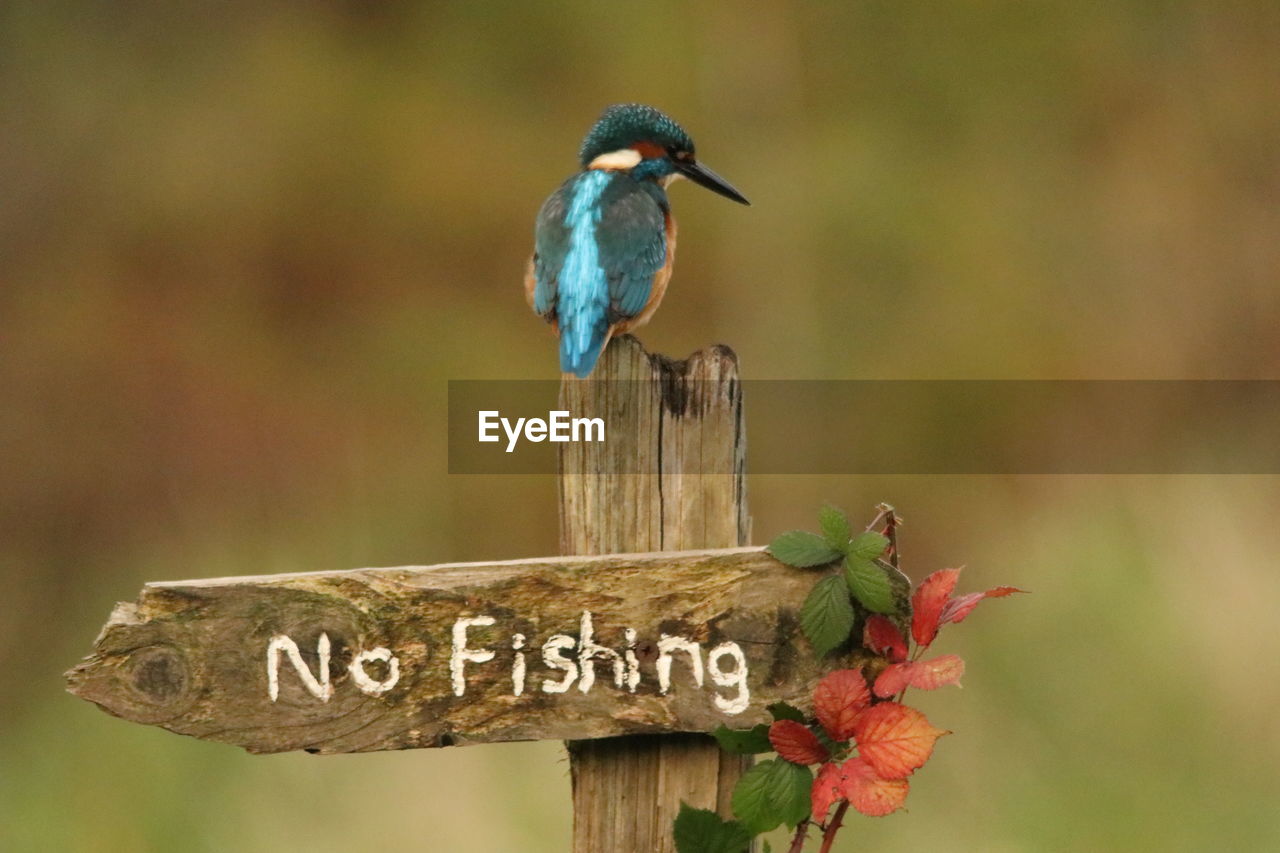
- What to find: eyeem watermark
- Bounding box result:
[477,410,605,453]
[452,380,1280,473]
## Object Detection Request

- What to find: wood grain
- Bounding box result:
[64,544,829,755]
[559,335,752,853]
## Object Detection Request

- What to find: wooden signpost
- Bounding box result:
[67,337,819,852]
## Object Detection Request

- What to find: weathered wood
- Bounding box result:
[559,336,751,853]
[63,333,792,850]
[64,545,830,755]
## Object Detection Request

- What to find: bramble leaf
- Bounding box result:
[767,702,807,723]
[872,655,965,698]
[911,568,962,646]
[810,761,845,822]
[673,802,754,853]
[845,558,896,614]
[819,505,852,551]
[813,757,910,820]
[713,723,773,755]
[940,586,1027,626]
[813,669,870,742]
[731,758,814,834]
[840,757,910,817]
[852,702,949,780]
[873,663,912,699]
[907,654,965,691]
[849,530,889,561]
[768,530,843,568]
[800,574,856,657]
[730,763,776,833]
[773,761,814,829]
[768,720,829,766]
[863,614,908,662]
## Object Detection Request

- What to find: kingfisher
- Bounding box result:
[526,103,749,378]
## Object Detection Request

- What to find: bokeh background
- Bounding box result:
[4,2,1279,850]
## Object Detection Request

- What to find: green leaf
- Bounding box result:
[850,530,890,561]
[767,530,843,568]
[713,723,772,755]
[731,759,814,834]
[775,761,815,827]
[800,574,856,657]
[818,505,851,551]
[766,702,807,723]
[731,764,776,834]
[845,557,896,614]
[673,802,754,853]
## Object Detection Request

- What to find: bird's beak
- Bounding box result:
[674,159,750,205]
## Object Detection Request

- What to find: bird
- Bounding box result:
[525,103,749,378]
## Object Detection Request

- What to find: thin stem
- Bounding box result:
[881,504,901,569]
[787,818,810,853]
[865,504,893,534]
[818,802,850,853]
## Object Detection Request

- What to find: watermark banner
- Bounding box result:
[448,380,1280,474]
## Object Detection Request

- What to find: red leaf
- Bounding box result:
[872,662,913,698]
[940,586,1027,626]
[811,761,846,821]
[863,615,908,663]
[769,720,829,765]
[873,655,965,697]
[813,669,871,742]
[906,654,965,690]
[840,757,910,817]
[911,568,961,646]
[852,702,949,780]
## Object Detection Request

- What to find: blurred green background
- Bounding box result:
[3,2,1279,850]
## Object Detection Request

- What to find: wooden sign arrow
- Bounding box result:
[65,546,831,755]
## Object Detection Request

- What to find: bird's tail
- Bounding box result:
[559,312,610,378]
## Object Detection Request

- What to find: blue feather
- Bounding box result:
[531,171,669,377]
[557,171,612,377]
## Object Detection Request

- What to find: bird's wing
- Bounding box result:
[594,178,668,322]
[531,173,667,323]
[531,181,572,319]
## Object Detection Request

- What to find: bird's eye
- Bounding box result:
[671,149,692,162]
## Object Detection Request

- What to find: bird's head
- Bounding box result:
[578,104,749,205]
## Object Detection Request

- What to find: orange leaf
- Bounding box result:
[841,757,910,817]
[811,760,846,821]
[853,702,949,780]
[911,568,961,646]
[769,719,829,766]
[940,586,1027,626]
[863,615,908,662]
[813,669,871,742]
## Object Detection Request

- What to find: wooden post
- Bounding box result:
[559,335,749,853]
